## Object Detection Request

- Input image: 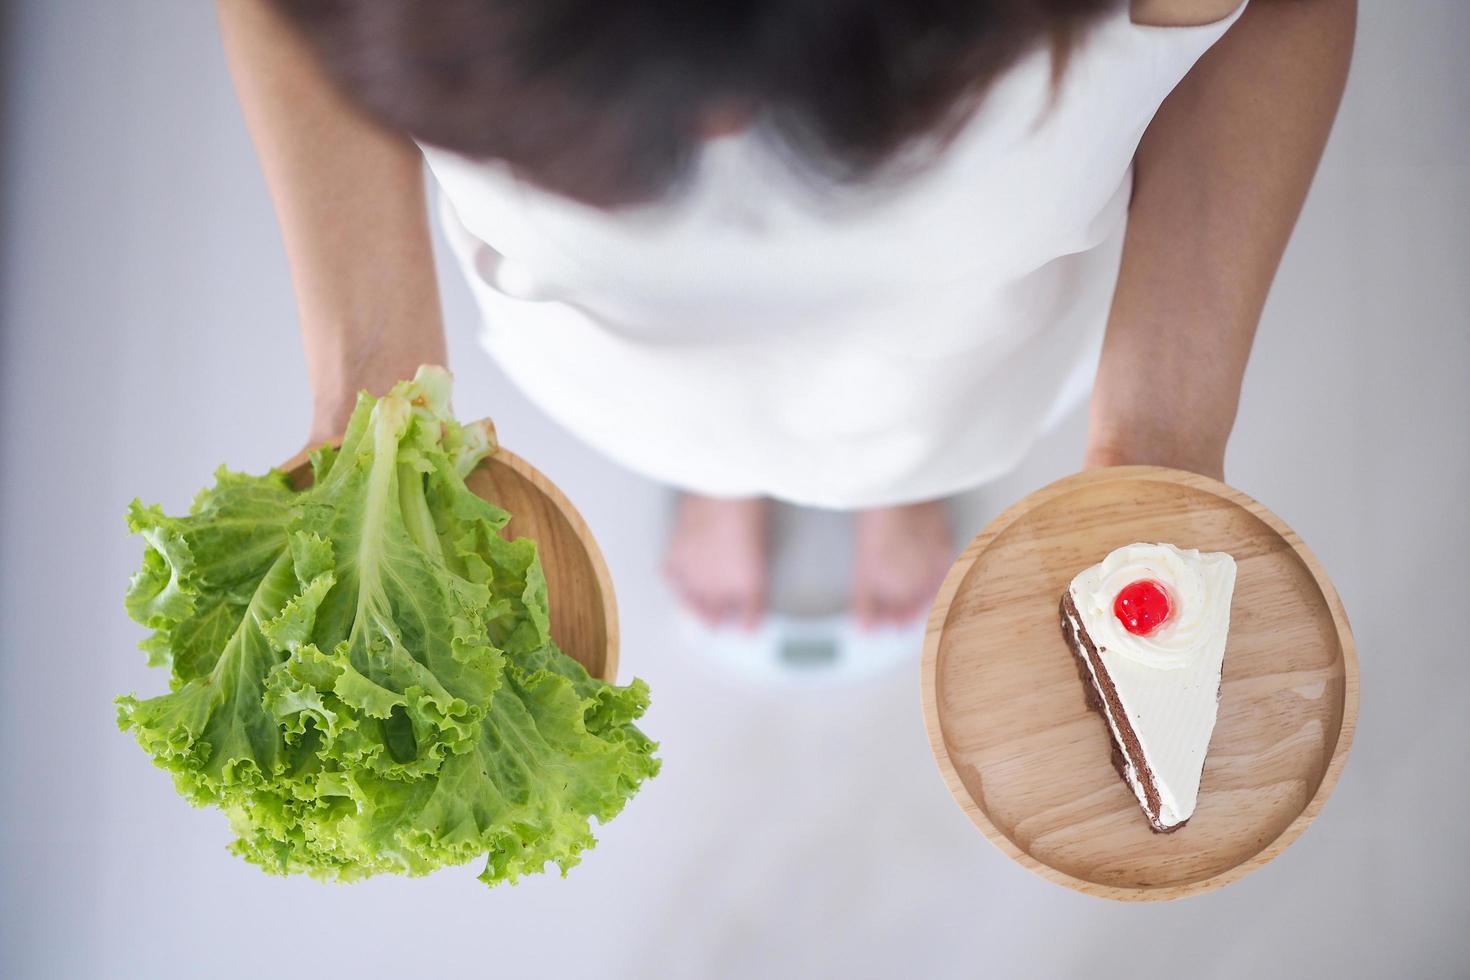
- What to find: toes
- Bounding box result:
[672,580,766,631]
[892,595,918,625]
[692,592,725,627]
[855,583,910,629]
[707,597,736,628]
[889,595,919,626]
[876,587,931,627]
[902,592,929,624]
[738,584,765,632]
[667,568,720,627]
[853,586,878,630]
[872,594,899,627]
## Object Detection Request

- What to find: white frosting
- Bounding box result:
[1069,543,1236,828]
[1073,542,1232,670]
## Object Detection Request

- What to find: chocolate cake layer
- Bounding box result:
[1060,593,1187,834]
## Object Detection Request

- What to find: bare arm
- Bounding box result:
[1084,0,1356,479]
[217,0,446,442]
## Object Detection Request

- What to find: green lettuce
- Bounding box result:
[118,367,658,885]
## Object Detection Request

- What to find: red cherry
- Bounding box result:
[1114,579,1171,636]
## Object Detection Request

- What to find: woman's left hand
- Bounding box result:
[1081,0,1354,490]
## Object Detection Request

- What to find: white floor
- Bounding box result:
[2,3,1467,978]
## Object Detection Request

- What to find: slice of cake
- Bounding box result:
[1059,542,1236,832]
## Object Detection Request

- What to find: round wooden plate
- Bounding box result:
[282,419,619,683]
[921,466,1358,901]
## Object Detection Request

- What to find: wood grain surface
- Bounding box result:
[921,466,1358,901]
[283,419,619,683]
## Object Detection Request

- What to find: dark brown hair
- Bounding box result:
[275,0,1117,207]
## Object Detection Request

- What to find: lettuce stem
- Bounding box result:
[398,461,444,564]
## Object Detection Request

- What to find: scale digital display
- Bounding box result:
[780,636,839,667]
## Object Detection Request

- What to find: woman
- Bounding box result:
[219,0,1353,629]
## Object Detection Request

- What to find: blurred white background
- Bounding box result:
[2,2,1467,977]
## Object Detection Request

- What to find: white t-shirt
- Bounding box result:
[422,4,1244,508]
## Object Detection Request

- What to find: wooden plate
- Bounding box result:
[921,466,1358,901]
[282,419,619,683]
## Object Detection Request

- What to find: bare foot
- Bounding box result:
[852,500,954,629]
[662,494,769,630]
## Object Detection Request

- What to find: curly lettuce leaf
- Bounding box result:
[118,366,658,885]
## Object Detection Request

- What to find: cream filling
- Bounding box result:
[1064,605,1173,828]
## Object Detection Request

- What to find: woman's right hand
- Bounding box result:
[219,0,447,455]
[304,355,450,449]
[307,398,356,449]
